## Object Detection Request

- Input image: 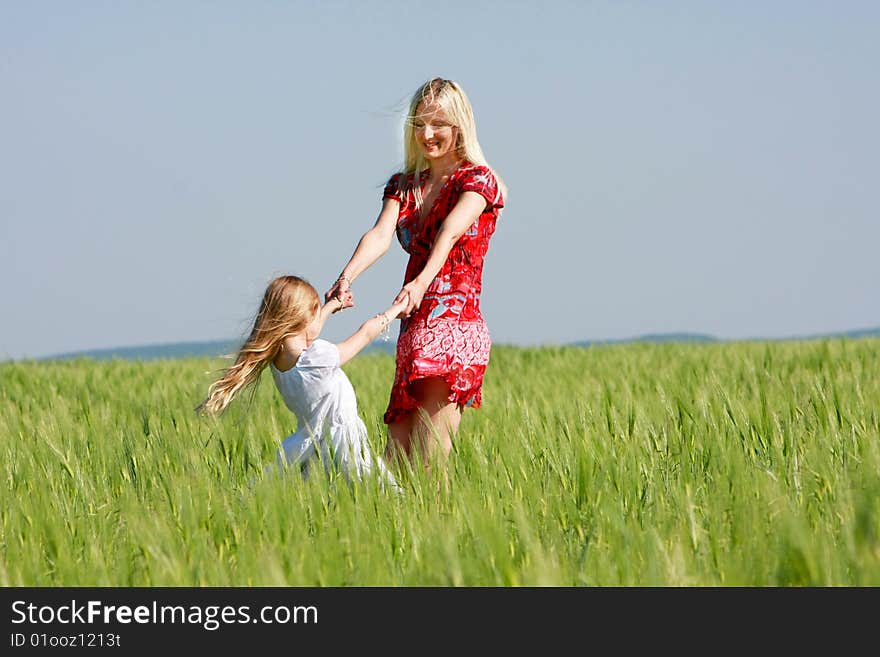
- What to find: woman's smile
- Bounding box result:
[422,138,442,153]
[414,101,457,160]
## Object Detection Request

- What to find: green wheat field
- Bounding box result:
[2,339,879,586]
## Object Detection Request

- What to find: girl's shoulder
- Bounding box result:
[295,339,340,369]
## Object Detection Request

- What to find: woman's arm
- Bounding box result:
[394,191,487,314]
[335,300,409,365]
[325,198,400,303]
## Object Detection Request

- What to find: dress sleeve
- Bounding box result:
[458,166,504,212]
[383,173,404,202]
[296,339,340,369]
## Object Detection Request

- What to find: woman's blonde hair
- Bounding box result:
[196,275,320,416]
[400,78,504,206]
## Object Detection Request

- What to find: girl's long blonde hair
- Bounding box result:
[197,275,320,416]
[399,77,505,207]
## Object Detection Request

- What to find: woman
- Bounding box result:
[325,77,506,472]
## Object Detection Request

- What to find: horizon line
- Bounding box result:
[5,325,878,363]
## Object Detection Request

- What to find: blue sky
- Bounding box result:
[2,1,878,360]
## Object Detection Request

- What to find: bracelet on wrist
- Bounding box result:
[375,312,393,342]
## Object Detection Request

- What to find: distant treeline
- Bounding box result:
[38,326,880,361]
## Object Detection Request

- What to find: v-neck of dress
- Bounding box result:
[417,165,460,225]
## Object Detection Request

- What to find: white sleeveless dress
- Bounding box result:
[269,339,399,489]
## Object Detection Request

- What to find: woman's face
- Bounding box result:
[413,101,458,162]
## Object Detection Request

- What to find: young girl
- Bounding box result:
[198,275,404,490]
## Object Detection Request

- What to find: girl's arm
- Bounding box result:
[394,191,487,314]
[325,198,400,303]
[305,295,350,342]
[335,300,408,366]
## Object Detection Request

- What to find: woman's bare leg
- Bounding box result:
[409,377,462,473]
[386,413,415,466]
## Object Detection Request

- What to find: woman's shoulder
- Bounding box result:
[456,163,505,209]
[383,170,424,199]
[383,171,406,200]
[459,162,493,175]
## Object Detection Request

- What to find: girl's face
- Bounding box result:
[303,303,321,345]
[413,101,458,162]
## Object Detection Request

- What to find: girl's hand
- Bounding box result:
[394,279,428,316]
[387,299,409,320]
[390,292,409,319]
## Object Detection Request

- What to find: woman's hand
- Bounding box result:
[325,276,353,306]
[394,279,428,316]
[332,290,355,314]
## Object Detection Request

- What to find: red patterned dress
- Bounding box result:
[382,162,505,425]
